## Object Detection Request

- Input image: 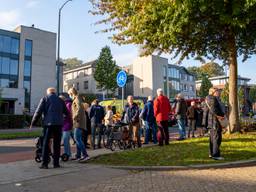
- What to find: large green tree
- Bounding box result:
[188,62,225,80]
[90,0,256,132]
[198,75,213,98]
[94,46,119,94]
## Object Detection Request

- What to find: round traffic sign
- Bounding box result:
[116,70,127,88]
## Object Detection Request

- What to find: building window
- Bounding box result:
[10,59,18,75]
[76,82,79,90]
[3,36,11,53]
[84,81,88,90]
[24,60,31,77]
[11,38,19,54]
[0,79,9,88]
[84,69,88,76]
[25,39,32,56]
[2,57,10,74]
[190,85,194,91]
[184,84,188,91]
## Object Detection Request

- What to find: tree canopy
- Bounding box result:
[90,0,256,62]
[188,62,225,80]
[94,46,119,94]
[90,0,256,132]
[62,57,83,70]
[198,75,213,98]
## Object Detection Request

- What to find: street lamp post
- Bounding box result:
[57,0,72,95]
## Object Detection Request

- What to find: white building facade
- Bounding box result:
[128,55,196,99]
[0,25,56,114]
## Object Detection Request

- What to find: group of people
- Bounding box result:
[30,87,106,169]
[30,85,225,169]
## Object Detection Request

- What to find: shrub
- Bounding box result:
[0,115,25,129]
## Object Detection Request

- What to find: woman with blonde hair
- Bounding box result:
[68,87,89,162]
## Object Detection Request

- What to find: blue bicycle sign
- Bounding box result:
[116,70,127,88]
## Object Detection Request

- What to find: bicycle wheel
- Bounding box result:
[102,131,108,148]
[118,140,125,150]
[110,140,116,151]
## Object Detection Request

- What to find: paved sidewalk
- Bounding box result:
[1,159,256,192]
[0,127,42,134]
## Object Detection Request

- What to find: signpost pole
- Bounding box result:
[122,86,124,110]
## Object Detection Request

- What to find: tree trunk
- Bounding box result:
[227,30,240,133]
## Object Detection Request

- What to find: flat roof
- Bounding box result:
[196,75,251,83]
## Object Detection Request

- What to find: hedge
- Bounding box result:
[0,115,25,129]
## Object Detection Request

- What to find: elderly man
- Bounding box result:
[175,93,187,140]
[203,87,225,160]
[122,95,141,147]
[31,87,68,169]
[154,89,171,146]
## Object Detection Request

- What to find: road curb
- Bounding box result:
[106,159,256,171]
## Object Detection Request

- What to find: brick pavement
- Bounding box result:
[72,166,256,192]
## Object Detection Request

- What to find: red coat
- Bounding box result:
[154,95,171,122]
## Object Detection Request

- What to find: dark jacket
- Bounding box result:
[203,95,224,129]
[187,106,197,120]
[62,98,73,131]
[85,110,91,134]
[122,103,140,124]
[141,100,155,123]
[154,95,171,122]
[175,98,187,119]
[89,104,105,125]
[31,93,68,126]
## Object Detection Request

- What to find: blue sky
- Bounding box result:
[0,0,255,83]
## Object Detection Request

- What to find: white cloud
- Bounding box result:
[0,9,21,30]
[26,0,39,8]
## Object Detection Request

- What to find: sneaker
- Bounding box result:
[212,156,224,160]
[79,156,90,163]
[209,155,212,158]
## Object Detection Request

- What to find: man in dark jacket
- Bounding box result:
[30,87,68,169]
[203,87,225,160]
[122,95,141,147]
[140,96,157,144]
[89,99,105,149]
[175,93,187,140]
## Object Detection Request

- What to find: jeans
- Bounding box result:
[144,121,157,144]
[74,128,88,158]
[91,123,103,148]
[62,131,71,157]
[177,118,186,139]
[42,125,62,166]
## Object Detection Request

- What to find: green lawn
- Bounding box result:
[91,132,256,166]
[0,131,42,140]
